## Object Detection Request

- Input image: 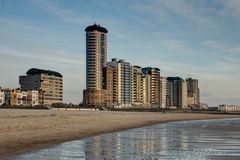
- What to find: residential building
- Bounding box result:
[108,59,132,107]
[186,78,200,107]
[160,77,167,108]
[83,24,108,107]
[27,90,39,106]
[3,89,11,106]
[166,77,187,109]
[182,80,188,109]
[19,68,63,105]
[142,67,160,107]
[7,88,24,106]
[106,58,119,105]
[102,65,114,107]
[117,59,132,106]
[131,65,143,106]
[3,88,39,106]
[142,74,151,106]
[218,104,240,112]
[0,88,4,106]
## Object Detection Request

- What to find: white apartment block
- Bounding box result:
[2,88,39,106]
[218,104,240,112]
[0,88,4,106]
[160,77,167,108]
[27,90,39,106]
[181,80,188,109]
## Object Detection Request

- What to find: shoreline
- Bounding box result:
[0,109,240,159]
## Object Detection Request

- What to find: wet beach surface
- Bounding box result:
[13,118,240,160]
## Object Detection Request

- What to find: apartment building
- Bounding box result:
[83,24,108,107]
[19,68,63,105]
[142,67,160,107]
[160,77,167,108]
[0,88,4,106]
[166,77,187,109]
[186,78,200,107]
[131,65,143,106]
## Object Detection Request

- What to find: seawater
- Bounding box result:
[14,118,240,160]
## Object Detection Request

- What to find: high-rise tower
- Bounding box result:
[142,67,161,107]
[83,24,108,107]
[85,24,108,90]
[186,78,200,107]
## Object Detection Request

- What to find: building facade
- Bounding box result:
[142,74,151,106]
[166,77,187,109]
[27,90,39,106]
[0,88,4,106]
[142,67,160,107]
[218,104,240,112]
[117,59,132,106]
[160,77,167,108]
[19,68,63,105]
[186,78,200,107]
[102,65,114,107]
[131,65,143,106]
[83,24,108,107]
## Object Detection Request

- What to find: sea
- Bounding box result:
[13,118,240,160]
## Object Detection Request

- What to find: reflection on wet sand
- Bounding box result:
[14,118,240,160]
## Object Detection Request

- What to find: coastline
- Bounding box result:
[0,109,239,159]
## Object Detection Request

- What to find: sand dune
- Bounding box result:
[0,109,239,159]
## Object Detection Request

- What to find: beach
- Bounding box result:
[0,109,239,159]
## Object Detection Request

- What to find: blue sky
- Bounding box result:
[0,0,240,105]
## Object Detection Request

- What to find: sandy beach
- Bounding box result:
[0,109,239,159]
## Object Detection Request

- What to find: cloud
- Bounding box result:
[219,0,240,21]
[30,0,111,25]
[131,0,217,29]
[202,40,240,62]
[0,45,85,66]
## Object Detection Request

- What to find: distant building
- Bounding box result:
[3,89,11,106]
[106,59,119,106]
[142,67,160,107]
[218,104,240,112]
[3,88,39,106]
[102,65,114,107]
[186,78,200,107]
[4,88,24,106]
[117,59,132,106]
[107,59,132,107]
[200,103,208,110]
[160,77,167,108]
[142,73,151,106]
[27,90,39,106]
[166,77,187,109]
[131,65,143,106]
[0,88,4,106]
[83,24,108,107]
[19,68,63,105]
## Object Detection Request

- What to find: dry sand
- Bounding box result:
[0,109,239,159]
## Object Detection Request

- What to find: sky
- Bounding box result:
[0,0,240,106]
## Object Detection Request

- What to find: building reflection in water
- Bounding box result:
[14,119,240,160]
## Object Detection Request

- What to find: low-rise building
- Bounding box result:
[27,90,39,106]
[3,88,39,106]
[10,88,23,106]
[19,68,63,105]
[218,104,240,112]
[0,88,4,106]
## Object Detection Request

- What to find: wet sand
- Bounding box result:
[0,109,239,159]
